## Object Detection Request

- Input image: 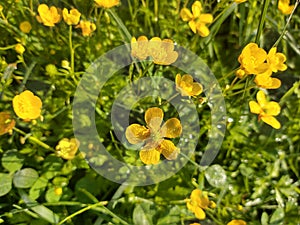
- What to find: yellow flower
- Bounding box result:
[186,189,216,220]
[237,43,268,77]
[249,90,281,129]
[94,0,120,8]
[54,187,63,196]
[63,8,81,25]
[235,0,247,3]
[13,90,42,121]
[278,0,295,15]
[266,47,287,73]
[175,74,203,97]
[180,1,213,37]
[148,37,178,65]
[125,107,182,165]
[190,223,201,225]
[19,21,32,33]
[15,43,25,55]
[56,138,79,160]
[227,219,247,225]
[76,21,96,36]
[0,112,16,136]
[131,36,149,60]
[254,74,281,89]
[36,4,61,27]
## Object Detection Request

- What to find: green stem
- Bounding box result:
[57,201,108,225]
[0,45,15,50]
[273,0,299,47]
[255,0,271,44]
[69,25,74,75]
[225,85,256,97]
[107,9,132,42]
[18,61,36,93]
[13,127,55,152]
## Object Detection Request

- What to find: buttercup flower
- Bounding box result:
[94,0,120,8]
[176,74,203,97]
[19,21,32,33]
[235,0,247,3]
[180,1,213,37]
[0,112,16,136]
[227,219,247,225]
[249,91,281,129]
[148,37,178,65]
[63,8,81,25]
[76,21,96,36]
[15,43,25,55]
[56,138,79,160]
[254,74,281,89]
[125,107,182,165]
[36,4,61,27]
[190,223,201,225]
[278,0,295,15]
[186,189,216,220]
[131,36,149,60]
[13,90,42,121]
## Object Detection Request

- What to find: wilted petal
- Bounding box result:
[160,118,182,138]
[139,149,160,165]
[159,140,179,160]
[145,107,163,132]
[125,124,149,144]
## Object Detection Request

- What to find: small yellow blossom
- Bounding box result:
[63,8,81,25]
[190,223,201,225]
[186,189,216,220]
[36,4,61,27]
[56,138,79,160]
[278,0,295,15]
[76,21,96,36]
[175,74,203,97]
[19,21,32,33]
[0,5,3,12]
[125,107,182,165]
[180,1,213,37]
[0,112,16,136]
[94,0,120,8]
[235,0,247,3]
[54,187,63,196]
[12,90,42,121]
[249,90,281,129]
[131,36,178,65]
[254,74,281,89]
[227,219,247,225]
[15,43,25,55]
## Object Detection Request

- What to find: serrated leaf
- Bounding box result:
[13,168,39,188]
[0,173,12,196]
[1,149,24,173]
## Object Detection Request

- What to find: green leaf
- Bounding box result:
[13,168,39,188]
[205,164,227,187]
[1,149,24,173]
[18,189,60,224]
[133,204,153,225]
[45,186,61,202]
[29,176,48,200]
[261,212,269,225]
[270,207,284,225]
[0,173,12,196]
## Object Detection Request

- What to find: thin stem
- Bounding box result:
[273,0,299,47]
[18,61,36,93]
[13,127,55,152]
[255,0,271,44]
[69,25,75,75]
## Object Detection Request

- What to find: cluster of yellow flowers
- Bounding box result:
[180,1,213,37]
[187,189,247,225]
[131,36,178,65]
[236,43,287,129]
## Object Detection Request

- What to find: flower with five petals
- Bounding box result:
[180,1,213,37]
[63,8,81,25]
[176,74,203,97]
[125,107,182,165]
[186,189,216,220]
[249,91,281,129]
[56,138,79,160]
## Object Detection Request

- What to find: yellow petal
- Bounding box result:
[145,107,163,132]
[192,1,202,18]
[254,74,281,89]
[160,118,182,138]
[261,116,281,129]
[227,220,247,225]
[188,20,197,33]
[264,101,281,116]
[125,124,149,144]
[249,101,261,114]
[139,149,160,165]
[181,74,193,84]
[196,23,210,37]
[175,74,182,86]
[191,83,203,96]
[194,206,206,220]
[256,90,267,107]
[199,14,213,24]
[159,140,180,160]
[180,8,193,21]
